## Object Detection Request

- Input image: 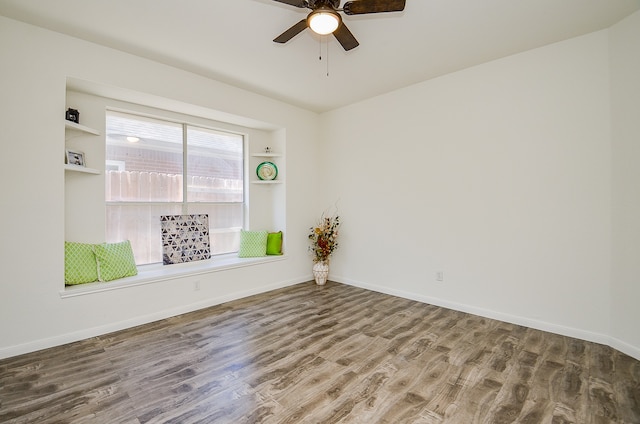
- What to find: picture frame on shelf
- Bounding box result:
[66,149,86,167]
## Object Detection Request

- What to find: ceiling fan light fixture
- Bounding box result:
[308,7,341,35]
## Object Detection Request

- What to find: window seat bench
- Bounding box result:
[60,254,287,298]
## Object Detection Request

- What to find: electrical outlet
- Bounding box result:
[435,272,444,282]
[194,280,201,291]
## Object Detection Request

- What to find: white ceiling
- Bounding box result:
[1,0,638,112]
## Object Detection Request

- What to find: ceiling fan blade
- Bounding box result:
[272,0,307,8]
[343,0,406,15]
[333,22,359,51]
[273,19,308,43]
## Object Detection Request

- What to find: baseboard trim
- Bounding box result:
[332,275,640,361]
[609,336,640,361]
[4,275,639,362]
[0,276,306,360]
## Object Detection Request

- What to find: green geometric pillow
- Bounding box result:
[238,230,268,257]
[266,231,283,255]
[94,240,138,282]
[65,241,99,285]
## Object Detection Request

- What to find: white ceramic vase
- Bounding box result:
[312,261,329,286]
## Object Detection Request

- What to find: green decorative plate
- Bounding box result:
[257,161,278,180]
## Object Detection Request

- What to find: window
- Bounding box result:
[105,111,244,265]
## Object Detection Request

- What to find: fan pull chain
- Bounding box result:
[317,37,330,77]
[326,37,330,77]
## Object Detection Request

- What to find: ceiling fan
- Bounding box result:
[272,0,406,51]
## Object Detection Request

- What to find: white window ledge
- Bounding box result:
[60,254,287,298]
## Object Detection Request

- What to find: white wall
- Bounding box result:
[610,11,640,355]
[0,16,322,359]
[322,30,617,348]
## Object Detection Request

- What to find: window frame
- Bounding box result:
[105,109,246,265]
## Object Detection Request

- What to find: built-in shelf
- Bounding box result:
[64,119,101,173]
[65,164,100,174]
[65,121,100,136]
[251,153,282,158]
[251,151,283,184]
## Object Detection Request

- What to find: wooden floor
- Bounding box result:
[1,282,639,424]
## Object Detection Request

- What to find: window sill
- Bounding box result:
[60,254,287,298]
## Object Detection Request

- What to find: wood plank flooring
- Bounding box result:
[1,281,639,423]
